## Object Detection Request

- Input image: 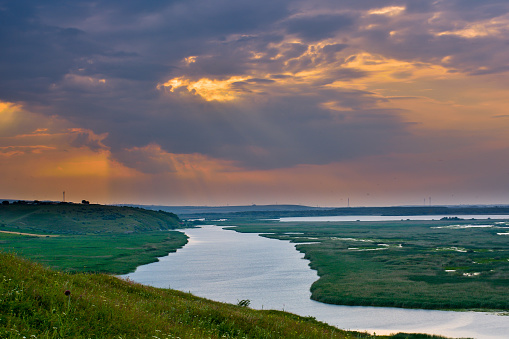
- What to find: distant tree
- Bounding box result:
[82,200,90,205]
[2,200,9,205]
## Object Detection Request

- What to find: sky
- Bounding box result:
[1,0,509,207]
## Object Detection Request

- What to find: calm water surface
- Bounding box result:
[122,225,508,339]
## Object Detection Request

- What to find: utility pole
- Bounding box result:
[63,191,65,203]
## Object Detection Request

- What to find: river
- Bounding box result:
[121,224,508,339]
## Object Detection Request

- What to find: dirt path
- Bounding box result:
[0,230,59,237]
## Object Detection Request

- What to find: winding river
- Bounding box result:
[122,224,508,339]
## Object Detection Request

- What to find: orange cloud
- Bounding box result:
[435,13,509,38]
[157,76,248,101]
[368,6,405,16]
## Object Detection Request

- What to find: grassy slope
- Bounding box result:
[0,204,187,274]
[0,204,181,234]
[0,253,447,339]
[220,218,509,311]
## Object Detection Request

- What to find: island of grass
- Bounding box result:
[218,217,509,312]
[0,202,187,273]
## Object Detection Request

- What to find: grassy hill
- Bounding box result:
[0,252,446,338]
[0,203,186,274]
[0,203,181,234]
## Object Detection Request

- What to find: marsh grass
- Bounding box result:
[0,252,444,338]
[221,218,509,311]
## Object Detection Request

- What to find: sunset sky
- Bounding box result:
[1,0,509,207]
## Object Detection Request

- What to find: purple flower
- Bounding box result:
[64,290,71,296]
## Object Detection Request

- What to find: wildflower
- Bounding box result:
[64,290,71,296]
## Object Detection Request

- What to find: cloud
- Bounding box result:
[2,0,509,185]
[284,13,355,41]
[114,145,177,174]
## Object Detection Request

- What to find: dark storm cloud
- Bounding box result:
[114,146,177,174]
[0,3,95,99]
[440,0,509,21]
[2,0,509,172]
[70,132,106,152]
[284,14,355,41]
[94,85,407,170]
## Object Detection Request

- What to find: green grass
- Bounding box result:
[0,252,447,338]
[219,218,509,311]
[0,204,187,274]
[0,231,188,274]
[0,204,186,274]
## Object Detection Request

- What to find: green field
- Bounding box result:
[0,203,186,273]
[218,217,509,311]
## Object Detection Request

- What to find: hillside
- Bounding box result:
[0,252,446,338]
[0,203,181,234]
[0,203,186,274]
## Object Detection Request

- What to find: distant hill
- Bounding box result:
[124,203,509,219]
[0,203,181,234]
[125,204,329,217]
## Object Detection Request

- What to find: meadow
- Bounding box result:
[219,217,509,311]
